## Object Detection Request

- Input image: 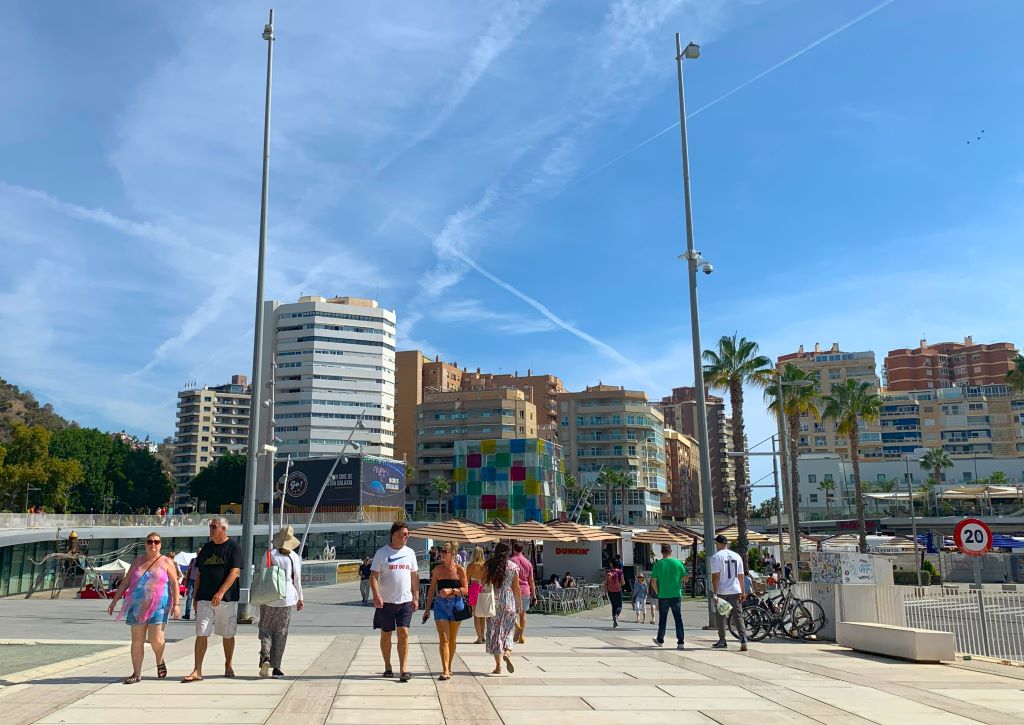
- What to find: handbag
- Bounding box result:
[453,594,473,622]
[250,551,288,606]
[475,584,496,618]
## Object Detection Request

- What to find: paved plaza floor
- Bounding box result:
[4,582,1024,723]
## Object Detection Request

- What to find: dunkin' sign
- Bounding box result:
[544,540,603,582]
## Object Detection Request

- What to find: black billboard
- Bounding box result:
[274,455,406,510]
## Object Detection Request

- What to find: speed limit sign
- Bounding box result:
[954,518,992,556]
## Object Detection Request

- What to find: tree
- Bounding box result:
[919,448,953,495]
[49,427,116,511]
[703,334,773,566]
[987,471,1009,486]
[429,476,452,513]
[618,470,636,524]
[750,496,779,519]
[765,363,820,559]
[120,447,174,512]
[596,467,618,523]
[0,424,84,512]
[818,479,836,518]
[1008,353,1024,394]
[189,452,246,512]
[822,379,882,553]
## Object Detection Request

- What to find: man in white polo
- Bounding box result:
[370,521,419,682]
[182,517,242,682]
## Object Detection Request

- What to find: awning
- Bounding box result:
[629,528,694,546]
[491,521,576,542]
[715,526,773,544]
[549,521,621,541]
[939,485,1023,500]
[409,520,499,544]
[865,491,928,500]
[92,559,131,574]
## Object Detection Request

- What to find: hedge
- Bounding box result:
[893,570,932,586]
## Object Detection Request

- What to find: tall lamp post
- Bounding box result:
[673,34,716,624]
[904,453,922,586]
[240,9,275,622]
[773,372,814,576]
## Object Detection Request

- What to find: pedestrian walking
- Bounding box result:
[370,522,419,682]
[508,541,535,644]
[650,543,688,650]
[603,561,624,628]
[182,556,198,620]
[422,542,468,680]
[466,546,487,644]
[182,517,242,682]
[631,573,648,623]
[484,542,519,675]
[107,532,180,683]
[711,534,747,651]
[258,526,304,679]
[359,556,373,605]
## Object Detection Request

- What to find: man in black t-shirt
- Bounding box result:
[359,556,373,605]
[182,517,242,682]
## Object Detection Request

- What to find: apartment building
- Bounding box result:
[661,428,701,519]
[395,351,566,463]
[655,387,735,514]
[412,388,537,512]
[777,343,883,460]
[885,337,1019,392]
[559,385,667,524]
[172,375,251,505]
[261,296,396,460]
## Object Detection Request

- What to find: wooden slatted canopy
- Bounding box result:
[408,520,499,544]
[549,521,621,541]
[715,526,774,544]
[629,528,694,545]
[492,521,577,542]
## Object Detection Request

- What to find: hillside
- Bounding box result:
[0,377,73,440]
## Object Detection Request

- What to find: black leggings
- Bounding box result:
[609,591,623,619]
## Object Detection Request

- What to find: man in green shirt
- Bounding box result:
[650,543,688,650]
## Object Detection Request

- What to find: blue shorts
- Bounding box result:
[373,602,413,632]
[126,606,169,626]
[433,597,460,622]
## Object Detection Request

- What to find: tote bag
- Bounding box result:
[250,551,288,606]
[475,583,496,618]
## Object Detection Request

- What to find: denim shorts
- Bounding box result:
[433,596,460,622]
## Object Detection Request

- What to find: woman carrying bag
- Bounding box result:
[421,541,469,680]
[257,526,304,678]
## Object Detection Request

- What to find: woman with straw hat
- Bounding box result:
[258,526,304,678]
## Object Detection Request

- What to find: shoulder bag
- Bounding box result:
[250,550,288,606]
[475,582,496,618]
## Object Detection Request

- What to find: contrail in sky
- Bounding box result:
[577,0,897,183]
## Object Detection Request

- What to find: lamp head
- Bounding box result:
[684,42,700,59]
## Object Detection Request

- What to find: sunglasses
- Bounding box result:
[146,539,161,545]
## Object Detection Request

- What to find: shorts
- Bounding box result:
[126,606,169,626]
[633,597,647,612]
[521,595,531,612]
[433,597,460,622]
[196,600,238,638]
[373,601,413,632]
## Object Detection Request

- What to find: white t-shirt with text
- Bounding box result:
[371,544,419,604]
[710,549,745,596]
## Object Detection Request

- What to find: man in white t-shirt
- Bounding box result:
[370,521,420,682]
[710,534,747,651]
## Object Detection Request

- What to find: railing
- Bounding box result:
[1,510,453,532]
[852,584,1024,665]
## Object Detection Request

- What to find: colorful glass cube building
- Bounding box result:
[452,438,567,523]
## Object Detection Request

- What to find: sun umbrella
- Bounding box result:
[549,521,621,541]
[492,521,576,542]
[408,520,500,544]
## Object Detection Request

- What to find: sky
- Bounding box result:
[1,1,1022,502]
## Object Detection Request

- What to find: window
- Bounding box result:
[962,471,972,482]
[877,474,886,483]
[807,474,817,484]
[809,494,819,503]
[824,474,833,483]
[815,436,826,446]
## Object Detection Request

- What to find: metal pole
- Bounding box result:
[906,455,921,586]
[777,373,800,575]
[674,33,716,626]
[240,8,275,622]
[770,435,784,564]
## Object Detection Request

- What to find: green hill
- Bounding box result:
[0,377,73,440]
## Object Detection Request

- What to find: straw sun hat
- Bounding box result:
[272,526,301,553]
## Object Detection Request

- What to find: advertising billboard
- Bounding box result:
[273,455,406,509]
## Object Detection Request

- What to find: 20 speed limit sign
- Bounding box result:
[953,518,992,556]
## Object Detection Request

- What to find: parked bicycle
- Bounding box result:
[729,580,826,641]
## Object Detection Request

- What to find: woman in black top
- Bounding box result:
[422,542,468,680]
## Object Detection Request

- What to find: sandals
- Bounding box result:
[503,655,515,673]
[224,667,235,678]
[382,669,394,678]
[181,673,204,683]
[399,672,412,683]
[438,673,450,681]
[157,661,167,679]
[122,674,142,685]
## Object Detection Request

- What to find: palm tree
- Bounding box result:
[988,471,1009,486]
[1008,353,1024,394]
[765,363,820,556]
[619,470,636,524]
[596,467,618,523]
[429,476,451,514]
[818,479,836,518]
[703,334,774,565]
[919,448,953,496]
[822,379,882,553]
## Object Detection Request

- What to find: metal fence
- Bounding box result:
[0,510,453,531]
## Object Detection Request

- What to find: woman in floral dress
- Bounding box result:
[484,542,520,674]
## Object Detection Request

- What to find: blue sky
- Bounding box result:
[2,1,1022,500]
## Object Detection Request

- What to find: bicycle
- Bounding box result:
[729,581,826,641]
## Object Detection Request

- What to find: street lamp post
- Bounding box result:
[24,484,40,513]
[773,372,813,577]
[673,33,716,625]
[904,454,922,586]
[240,9,275,622]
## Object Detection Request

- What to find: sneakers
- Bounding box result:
[677,644,686,651]
[259,661,271,679]
[613,619,619,629]
[740,643,748,652]
[272,668,285,678]
[652,638,664,647]
[712,640,728,649]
